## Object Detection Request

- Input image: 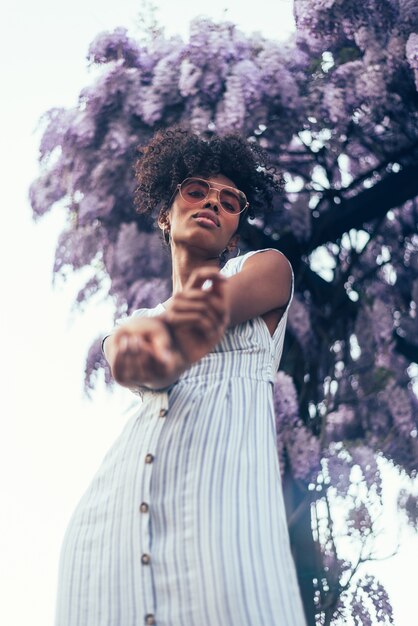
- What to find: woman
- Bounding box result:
[55,128,307,626]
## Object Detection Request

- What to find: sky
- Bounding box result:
[0,1,417,624]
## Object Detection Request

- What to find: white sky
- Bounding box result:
[0,1,416,624]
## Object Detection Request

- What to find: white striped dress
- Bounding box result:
[55,248,307,626]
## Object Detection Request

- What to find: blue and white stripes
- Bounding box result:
[55,248,306,626]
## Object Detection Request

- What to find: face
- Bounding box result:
[159,174,242,258]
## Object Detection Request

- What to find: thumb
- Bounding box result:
[188,267,225,291]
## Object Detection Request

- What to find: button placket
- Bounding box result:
[139,391,169,626]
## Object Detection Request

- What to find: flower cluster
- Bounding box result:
[274,372,321,482]
[406,33,418,89]
[53,223,105,276]
[398,488,418,530]
[325,446,353,498]
[87,27,142,67]
[287,295,317,358]
[325,405,359,443]
[84,336,112,393]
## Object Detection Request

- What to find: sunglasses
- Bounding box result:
[172,177,249,215]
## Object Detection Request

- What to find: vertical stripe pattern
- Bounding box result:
[55,248,306,626]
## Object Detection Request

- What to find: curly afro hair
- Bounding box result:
[133,127,284,234]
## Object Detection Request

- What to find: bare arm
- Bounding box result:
[103,270,229,391]
[103,316,188,391]
[223,249,293,326]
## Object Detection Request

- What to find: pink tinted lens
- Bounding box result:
[219,188,244,213]
[180,179,210,203]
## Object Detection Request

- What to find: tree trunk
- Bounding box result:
[283,470,322,626]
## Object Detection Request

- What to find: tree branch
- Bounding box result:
[307,163,418,252]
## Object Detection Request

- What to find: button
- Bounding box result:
[139,502,149,513]
[145,614,156,625]
[141,553,151,565]
[159,408,168,417]
[145,453,154,464]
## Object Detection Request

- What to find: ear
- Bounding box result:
[157,209,170,231]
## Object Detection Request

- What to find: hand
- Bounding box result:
[163,267,230,364]
[111,317,187,389]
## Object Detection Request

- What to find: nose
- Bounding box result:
[204,189,220,212]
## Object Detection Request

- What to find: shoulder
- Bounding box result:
[234,248,293,292]
[240,248,292,274]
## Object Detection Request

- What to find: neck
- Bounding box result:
[168,242,221,297]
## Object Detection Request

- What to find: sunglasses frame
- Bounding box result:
[169,177,249,215]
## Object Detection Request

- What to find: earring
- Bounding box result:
[219,245,240,264]
[163,226,170,245]
[229,246,241,259]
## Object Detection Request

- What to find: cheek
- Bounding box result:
[225,213,240,232]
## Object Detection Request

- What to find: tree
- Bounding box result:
[30,1,418,623]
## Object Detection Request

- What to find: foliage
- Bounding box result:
[30,1,418,623]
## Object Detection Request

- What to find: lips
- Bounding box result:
[193,211,220,227]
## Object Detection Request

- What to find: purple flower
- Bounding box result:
[53,223,105,275]
[360,575,395,623]
[355,62,387,104]
[101,120,131,158]
[29,167,67,218]
[106,224,169,286]
[215,74,246,133]
[406,33,418,89]
[38,107,76,159]
[76,276,102,305]
[140,87,165,125]
[350,595,373,626]
[257,42,301,108]
[274,372,299,425]
[285,424,322,482]
[398,488,418,530]
[199,70,224,103]
[231,59,262,110]
[287,295,317,358]
[188,105,212,133]
[127,278,170,312]
[384,383,415,437]
[325,445,353,497]
[325,405,360,443]
[347,502,372,535]
[84,336,112,393]
[152,49,183,97]
[87,27,142,67]
[371,298,394,345]
[399,0,418,28]
[178,59,202,97]
[350,444,382,493]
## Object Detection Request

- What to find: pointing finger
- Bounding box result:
[187,267,226,290]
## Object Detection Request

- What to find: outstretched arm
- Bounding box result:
[103,316,187,391]
[104,269,229,390]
